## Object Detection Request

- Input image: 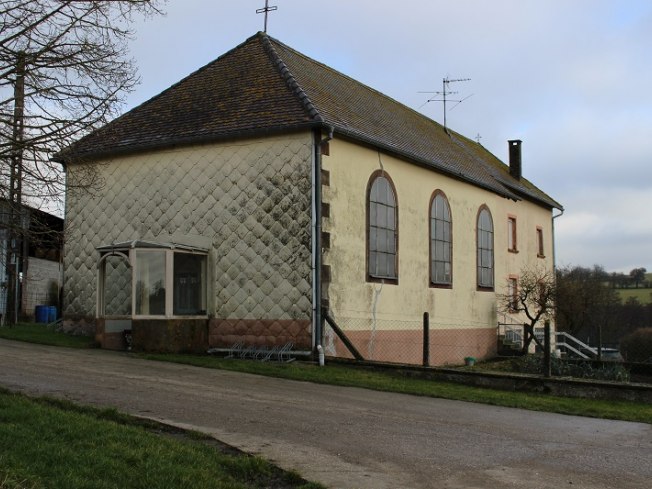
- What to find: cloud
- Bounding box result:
[122,0,652,271]
[555,186,652,270]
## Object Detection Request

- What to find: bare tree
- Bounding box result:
[499,266,556,353]
[0,0,164,322]
[1,0,164,206]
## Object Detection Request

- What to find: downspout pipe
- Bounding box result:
[552,207,564,343]
[312,126,334,358]
[552,208,564,273]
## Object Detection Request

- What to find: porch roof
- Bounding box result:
[96,240,208,254]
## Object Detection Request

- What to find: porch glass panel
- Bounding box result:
[135,250,165,315]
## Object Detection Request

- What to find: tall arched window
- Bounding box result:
[430,191,452,286]
[367,172,398,282]
[477,206,494,289]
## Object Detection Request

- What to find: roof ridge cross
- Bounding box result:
[256,0,278,33]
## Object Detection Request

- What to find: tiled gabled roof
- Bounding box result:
[57,32,561,210]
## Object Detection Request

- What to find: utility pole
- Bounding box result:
[6,52,26,325]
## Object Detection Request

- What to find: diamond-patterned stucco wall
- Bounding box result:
[64,133,314,328]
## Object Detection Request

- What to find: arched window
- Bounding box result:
[430,191,452,286]
[477,206,494,289]
[367,172,398,282]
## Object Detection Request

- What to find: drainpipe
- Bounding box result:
[552,208,564,273]
[312,126,334,359]
[552,207,564,350]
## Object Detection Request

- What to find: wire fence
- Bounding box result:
[323,314,652,374]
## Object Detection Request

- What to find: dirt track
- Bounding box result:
[0,339,650,489]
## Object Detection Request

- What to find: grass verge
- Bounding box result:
[0,388,322,489]
[1,324,650,424]
[0,322,95,349]
[138,353,652,425]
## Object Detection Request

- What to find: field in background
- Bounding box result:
[618,288,652,304]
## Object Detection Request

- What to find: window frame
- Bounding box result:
[429,190,453,288]
[507,215,518,253]
[97,241,208,319]
[366,170,399,284]
[133,249,208,319]
[536,226,545,258]
[97,251,132,319]
[134,249,168,317]
[476,205,494,291]
[507,275,519,312]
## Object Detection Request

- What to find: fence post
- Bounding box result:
[423,312,430,367]
[543,320,551,378]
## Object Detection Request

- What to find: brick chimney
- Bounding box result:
[508,139,522,180]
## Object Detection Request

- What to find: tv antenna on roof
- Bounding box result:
[256,0,278,33]
[419,77,473,131]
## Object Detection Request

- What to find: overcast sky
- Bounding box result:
[123,0,652,273]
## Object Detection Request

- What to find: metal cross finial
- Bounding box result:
[256,0,278,33]
[475,133,482,144]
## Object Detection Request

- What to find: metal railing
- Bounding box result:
[555,332,596,359]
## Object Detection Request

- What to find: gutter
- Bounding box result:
[55,116,557,211]
[52,122,318,165]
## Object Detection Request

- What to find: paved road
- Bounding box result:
[0,339,650,489]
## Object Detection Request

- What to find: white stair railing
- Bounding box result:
[555,331,597,359]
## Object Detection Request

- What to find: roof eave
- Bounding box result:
[501,181,564,211]
[328,124,522,202]
[54,122,320,164]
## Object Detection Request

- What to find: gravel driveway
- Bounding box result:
[0,339,650,489]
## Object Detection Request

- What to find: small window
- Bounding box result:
[508,216,517,252]
[173,252,207,315]
[536,227,545,257]
[477,206,494,289]
[430,191,452,286]
[508,276,518,311]
[368,172,398,282]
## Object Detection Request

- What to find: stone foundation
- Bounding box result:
[209,318,312,350]
[130,319,209,353]
[77,316,313,353]
[62,315,96,337]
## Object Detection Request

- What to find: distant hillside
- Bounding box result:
[618,288,652,305]
[606,271,651,300]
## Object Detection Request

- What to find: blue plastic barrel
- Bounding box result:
[35,305,48,323]
[47,306,57,322]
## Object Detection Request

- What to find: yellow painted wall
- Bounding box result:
[322,137,555,332]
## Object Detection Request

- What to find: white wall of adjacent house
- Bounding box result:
[321,137,554,364]
[23,257,63,316]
